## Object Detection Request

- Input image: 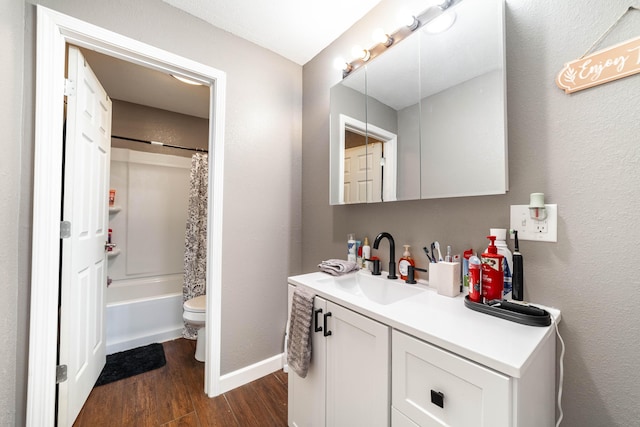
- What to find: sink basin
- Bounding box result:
[317,271,425,305]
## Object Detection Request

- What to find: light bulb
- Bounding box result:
[424,11,456,34]
[372,28,392,46]
[397,10,413,27]
[333,57,349,71]
[397,10,419,30]
[171,75,204,86]
[351,45,370,61]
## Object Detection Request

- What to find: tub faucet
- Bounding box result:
[373,232,397,279]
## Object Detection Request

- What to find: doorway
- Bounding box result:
[27,6,226,425]
[338,114,398,203]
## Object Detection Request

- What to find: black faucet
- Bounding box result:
[373,232,397,279]
[406,265,428,284]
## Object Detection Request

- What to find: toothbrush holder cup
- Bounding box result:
[429,262,461,297]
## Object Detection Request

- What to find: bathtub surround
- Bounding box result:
[107,149,190,353]
[108,149,191,281]
[183,153,209,339]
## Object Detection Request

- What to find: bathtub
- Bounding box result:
[106,274,184,354]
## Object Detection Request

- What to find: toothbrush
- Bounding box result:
[423,246,434,263]
[511,229,524,301]
[434,241,444,262]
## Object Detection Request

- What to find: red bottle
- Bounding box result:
[468,255,482,303]
[481,236,504,302]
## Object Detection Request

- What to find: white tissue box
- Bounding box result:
[429,262,461,297]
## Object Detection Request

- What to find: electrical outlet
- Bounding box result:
[510,204,558,242]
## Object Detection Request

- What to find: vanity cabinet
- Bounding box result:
[287,273,558,427]
[391,327,556,427]
[392,330,510,426]
[287,284,390,427]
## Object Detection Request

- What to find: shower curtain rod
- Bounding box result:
[112,135,208,153]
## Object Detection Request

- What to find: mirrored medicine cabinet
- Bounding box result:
[329,0,508,205]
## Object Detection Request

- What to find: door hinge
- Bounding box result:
[64,78,76,97]
[56,365,68,384]
[60,221,71,239]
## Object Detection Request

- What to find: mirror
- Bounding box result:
[366,33,421,202]
[329,65,368,203]
[419,0,506,198]
[329,0,507,205]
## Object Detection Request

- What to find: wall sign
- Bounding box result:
[556,35,640,94]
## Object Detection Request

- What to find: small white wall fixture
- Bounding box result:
[28,6,226,425]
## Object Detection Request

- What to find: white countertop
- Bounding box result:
[288,270,561,378]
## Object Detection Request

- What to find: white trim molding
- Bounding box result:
[338,114,397,203]
[28,6,226,425]
[219,354,285,394]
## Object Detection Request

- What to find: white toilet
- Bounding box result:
[183,295,206,362]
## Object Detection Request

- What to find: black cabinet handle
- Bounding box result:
[323,312,332,337]
[314,308,323,333]
[430,390,444,408]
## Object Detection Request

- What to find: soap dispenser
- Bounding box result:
[398,245,416,281]
[347,233,356,263]
[362,237,371,270]
[481,236,504,302]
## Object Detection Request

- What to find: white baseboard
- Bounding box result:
[219,353,284,393]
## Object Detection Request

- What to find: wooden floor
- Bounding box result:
[73,338,288,426]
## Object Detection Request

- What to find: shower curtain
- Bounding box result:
[183,153,208,339]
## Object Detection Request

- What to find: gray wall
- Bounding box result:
[1,0,26,424]
[3,0,301,423]
[303,0,640,425]
[111,99,209,156]
[421,70,505,198]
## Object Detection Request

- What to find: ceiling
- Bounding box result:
[80,48,211,119]
[81,0,384,120]
[162,0,384,66]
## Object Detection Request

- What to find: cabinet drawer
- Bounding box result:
[392,407,420,427]
[392,330,511,427]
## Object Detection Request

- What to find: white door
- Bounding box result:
[58,46,112,427]
[344,143,383,204]
[325,301,390,426]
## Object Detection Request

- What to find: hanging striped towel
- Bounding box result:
[287,287,315,378]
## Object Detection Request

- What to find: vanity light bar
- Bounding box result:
[339,0,462,78]
[372,28,394,47]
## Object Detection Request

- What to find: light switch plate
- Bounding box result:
[510,204,558,242]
